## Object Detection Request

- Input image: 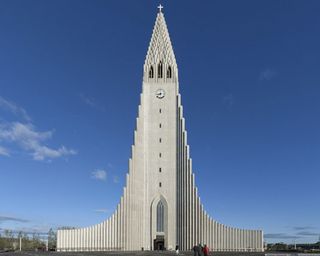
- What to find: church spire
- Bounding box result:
[144,6,178,82]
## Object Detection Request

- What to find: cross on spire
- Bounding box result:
[158,4,163,13]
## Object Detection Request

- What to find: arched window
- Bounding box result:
[167,66,172,78]
[157,200,164,232]
[158,61,163,78]
[149,66,154,78]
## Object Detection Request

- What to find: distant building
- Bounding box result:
[57,7,264,252]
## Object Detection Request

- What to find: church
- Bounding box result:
[57,7,264,252]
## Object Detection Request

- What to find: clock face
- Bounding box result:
[156,89,165,99]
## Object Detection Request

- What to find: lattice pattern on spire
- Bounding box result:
[144,12,177,70]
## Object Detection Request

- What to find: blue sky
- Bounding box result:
[0,0,320,244]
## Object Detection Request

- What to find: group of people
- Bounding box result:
[174,244,209,255]
[192,244,209,256]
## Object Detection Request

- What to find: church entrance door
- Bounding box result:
[154,235,165,250]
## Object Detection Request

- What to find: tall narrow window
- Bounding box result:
[159,123,162,128]
[159,138,162,143]
[159,153,162,158]
[157,200,164,232]
[158,61,163,78]
[159,182,162,187]
[167,66,172,78]
[149,66,154,78]
[159,167,162,173]
[159,108,162,113]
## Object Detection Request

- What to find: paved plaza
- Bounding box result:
[2,251,320,256]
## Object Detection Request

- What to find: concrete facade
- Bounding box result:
[57,9,264,252]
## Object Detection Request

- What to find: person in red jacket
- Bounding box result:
[202,244,209,256]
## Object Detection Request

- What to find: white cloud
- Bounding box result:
[80,93,96,107]
[0,215,29,223]
[0,122,76,161]
[91,169,107,181]
[222,94,234,110]
[264,233,300,239]
[0,96,77,161]
[0,146,10,157]
[113,175,119,183]
[259,68,276,81]
[94,209,110,213]
[0,96,31,121]
[79,93,105,111]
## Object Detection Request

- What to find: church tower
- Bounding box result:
[57,7,264,252]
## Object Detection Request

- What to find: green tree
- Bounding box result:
[48,228,57,250]
[3,229,14,249]
[0,234,5,249]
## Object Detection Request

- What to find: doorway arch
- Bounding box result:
[150,195,168,250]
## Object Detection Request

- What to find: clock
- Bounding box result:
[156,89,165,99]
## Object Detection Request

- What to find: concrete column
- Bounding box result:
[235,228,238,251]
[229,228,232,251]
[92,226,96,250]
[63,230,67,251]
[233,228,236,251]
[74,229,77,251]
[194,190,198,245]
[113,214,116,250]
[224,225,227,251]
[241,229,244,251]
[217,223,221,251]
[79,228,82,251]
[207,216,210,247]
[191,176,196,248]
[107,219,110,250]
[105,220,108,251]
[92,226,95,251]
[226,227,229,251]
[120,198,124,250]
[82,228,85,251]
[118,205,121,250]
[246,229,248,251]
[220,223,223,251]
[220,224,223,251]
[66,229,70,251]
[210,219,213,250]
[102,222,104,251]
[230,227,233,251]
[98,224,101,250]
[94,225,97,250]
[211,220,217,251]
[61,230,64,251]
[226,226,230,251]
[70,229,73,251]
[88,226,92,251]
[237,228,240,251]
[222,225,225,251]
[85,227,88,251]
[102,222,105,251]
[57,229,63,252]
[244,229,247,251]
[189,177,192,250]
[73,229,76,251]
[57,230,61,251]
[115,212,118,250]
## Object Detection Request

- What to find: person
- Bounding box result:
[198,244,204,256]
[193,244,199,256]
[175,245,179,255]
[202,244,209,256]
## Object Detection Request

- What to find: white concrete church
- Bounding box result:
[57,7,264,252]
